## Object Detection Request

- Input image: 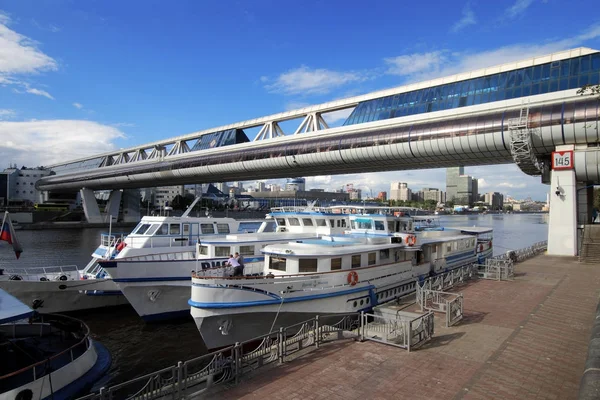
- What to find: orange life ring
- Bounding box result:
[347,271,359,286]
[405,235,416,247]
[116,242,127,252]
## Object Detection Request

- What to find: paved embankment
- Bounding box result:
[207,255,600,400]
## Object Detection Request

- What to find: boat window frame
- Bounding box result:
[239,245,255,256]
[288,218,300,226]
[368,252,377,265]
[331,257,342,270]
[216,224,230,234]
[201,223,215,234]
[215,246,230,257]
[351,254,361,268]
[302,218,314,226]
[299,258,318,273]
[270,256,287,271]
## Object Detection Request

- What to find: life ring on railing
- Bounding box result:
[347,271,359,286]
[116,241,127,252]
[405,235,416,247]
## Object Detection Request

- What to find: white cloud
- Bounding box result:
[25,87,54,99]
[505,0,535,19]
[0,108,15,120]
[112,122,136,127]
[384,51,447,78]
[73,102,83,109]
[264,66,368,95]
[0,120,125,166]
[0,12,57,98]
[451,3,476,32]
[385,22,600,83]
[497,182,527,189]
[322,108,354,126]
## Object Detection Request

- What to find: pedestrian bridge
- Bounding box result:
[37,47,600,192]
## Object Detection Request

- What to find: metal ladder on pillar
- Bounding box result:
[508,106,542,176]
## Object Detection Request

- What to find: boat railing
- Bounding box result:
[1,265,79,279]
[0,314,92,393]
[100,233,127,247]
[118,251,198,263]
[76,313,364,400]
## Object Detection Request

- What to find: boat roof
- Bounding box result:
[452,226,494,234]
[262,239,398,257]
[199,232,320,245]
[0,289,34,324]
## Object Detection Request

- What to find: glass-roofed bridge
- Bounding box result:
[36,47,600,256]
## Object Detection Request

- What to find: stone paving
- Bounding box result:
[204,255,600,400]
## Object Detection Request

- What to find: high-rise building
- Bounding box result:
[286,178,306,191]
[154,185,184,206]
[348,188,362,200]
[390,182,411,201]
[256,181,266,192]
[484,192,504,210]
[446,167,477,206]
[377,191,387,201]
[1,167,52,206]
[215,182,229,193]
[421,188,445,203]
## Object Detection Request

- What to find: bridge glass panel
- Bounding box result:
[343,52,600,127]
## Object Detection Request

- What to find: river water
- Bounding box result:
[0,213,548,385]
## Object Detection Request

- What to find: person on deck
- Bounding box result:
[234,252,245,274]
[228,254,243,277]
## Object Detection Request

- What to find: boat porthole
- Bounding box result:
[360,299,364,306]
[16,389,33,400]
[366,297,370,304]
[59,284,67,290]
[353,301,357,308]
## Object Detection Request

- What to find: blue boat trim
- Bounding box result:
[189,285,374,309]
[42,341,112,400]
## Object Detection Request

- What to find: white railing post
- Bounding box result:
[315,315,320,349]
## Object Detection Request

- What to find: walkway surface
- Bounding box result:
[206,255,600,400]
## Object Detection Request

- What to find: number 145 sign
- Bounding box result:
[552,150,574,170]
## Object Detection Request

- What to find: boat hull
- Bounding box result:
[0,279,127,313]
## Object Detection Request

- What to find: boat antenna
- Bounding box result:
[182,196,202,218]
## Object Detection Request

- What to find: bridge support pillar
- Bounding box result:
[80,188,103,224]
[548,145,578,256]
[104,190,122,223]
[122,189,141,223]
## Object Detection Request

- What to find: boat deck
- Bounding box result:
[206,255,600,400]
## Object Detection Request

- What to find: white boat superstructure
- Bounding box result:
[102,209,352,321]
[0,289,111,400]
[0,210,272,313]
[190,213,484,349]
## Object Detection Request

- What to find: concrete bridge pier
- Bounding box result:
[122,189,141,223]
[80,188,141,224]
[80,188,103,224]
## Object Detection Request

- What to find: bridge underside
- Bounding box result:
[37,97,600,191]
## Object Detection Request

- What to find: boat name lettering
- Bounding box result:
[200,261,226,270]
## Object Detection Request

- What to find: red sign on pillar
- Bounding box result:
[551,150,574,170]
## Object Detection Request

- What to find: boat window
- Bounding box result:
[315,219,327,226]
[201,224,215,234]
[299,258,318,273]
[368,252,376,265]
[215,246,230,257]
[155,224,169,235]
[183,224,190,235]
[216,224,230,234]
[380,249,389,260]
[170,224,181,235]
[375,221,385,231]
[350,221,356,229]
[198,246,208,255]
[330,219,335,227]
[341,220,347,228]
[331,257,342,270]
[351,255,361,268]
[337,220,341,227]
[387,221,395,232]
[276,218,286,226]
[446,243,452,252]
[133,223,152,235]
[302,218,314,226]
[239,245,254,256]
[288,218,300,226]
[355,220,372,229]
[270,256,286,271]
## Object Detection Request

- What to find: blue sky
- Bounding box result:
[1,0,599,201]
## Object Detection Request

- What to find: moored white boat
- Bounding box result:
[0,289,111,400]
[0,202,270,313]
[101,208,351,321]
[189,212,485,349]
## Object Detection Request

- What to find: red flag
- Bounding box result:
[1,212,23,259]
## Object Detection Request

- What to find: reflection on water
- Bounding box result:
[0,214,549,384]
